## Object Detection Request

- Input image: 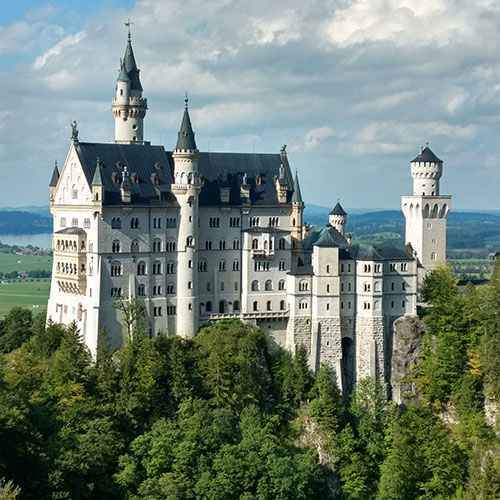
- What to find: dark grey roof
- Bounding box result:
[289,264,313,276]
[197,151,294,206]
[341,243,413,261]
[411,146,442,163]
[302,225,347,250]
[117,61,131,82]
[175,107,197,151]
[75,142,176,206]
[330,201,346,216]
[72,142,293,207]
[92,163,103,186]
[243,227,290,234]
[49,164,60,187]
[292,171,303,203]
[122,40,143,91]
[55,227,87,235]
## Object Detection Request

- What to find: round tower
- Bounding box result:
[329,201,347,236]
[290,170,304,261]
[410,145,443,196]
[171,96,201,338]
[111,29,147,143]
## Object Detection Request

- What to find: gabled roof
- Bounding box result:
[292,171,303,203]
[411,146,442,163]
[122,39,143,91]
[49,164,60,187]
[302,225,347,250]
[70,142,293,207]
[175,107,197,151]
[330,201,346,216]
[342,243,413,261]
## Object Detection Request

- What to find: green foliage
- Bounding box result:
[0,307,33,353]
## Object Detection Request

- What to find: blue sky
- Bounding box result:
[1,0,500,210]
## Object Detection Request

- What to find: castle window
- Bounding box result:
[364,283,371,292]
[252,238,259,249]
[279,260,286,271]
[111,261,122,276]
[138,284,145,296]
[252,280,259,291]
[188,281,193,289]
[72,218,78,227]
[299,280,309,292]
[341,302,344,309]
[391,300,395,308]
[153,306,162,317]
[207,282,211,292]
[268,217,279,227]
[253,301,259,311]
[375,264,381,273]
[402,282,406,290]
[153,239,161,252]
[167,306,176,315]
[341,264,344,272]
[234,281,238,291]
[280,300,285,310]
[209,217,220,228]
[364,302,371,310]
[341,283,344,292]
[327,284,330,293]
[234,300,240,311]
[348,264,351,272]
[402,300,405,308]
[84,218,91,229]
[249,217,260,227]
[153,285,162,296]
[198,259,207,272]
[72,186,78,199]
[206,301,212,312]
[219,300,227,313]
[111,217,121,229]
[131,240,139,253]
[401,263,408,271]
[267,301,272,311]
[265,279,273,291]
[363,264,371,273]
[232,260,240,271]
[391,282,395,291]
[137,261,146,275]
[327,303,330,311]
[152,261,162,274]
[374,282,381,292]
[219,239,226,250]
[219,260,226,271]
[166,261,175,274]
[431,252,437,261]
[186,235,193,246]
[60,217,66,228]
[130,217,140,229]
[278,238,286,250]
[112,240,121,253]
[278,280,286,291]
[220,282,225,292]
[188,260,193,268]
[111,287,122,297]
[233,239,240,250]
[256,175,262,186]
[166,240,176,252]
[206,240,212,250]
[390,263,396,272]
[166,217,177,228]
[299,299,308,310]
[167,283,175,294]
[153,217,161,229]
[375,301,380,310]
[230,217,240,227]
[326,265,330,273]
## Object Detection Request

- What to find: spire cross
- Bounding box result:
[184,91,189,109]
[124,19,134,41]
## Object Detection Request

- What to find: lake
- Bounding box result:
[0,234,52,249]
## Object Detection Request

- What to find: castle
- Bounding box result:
[46,33,451,392]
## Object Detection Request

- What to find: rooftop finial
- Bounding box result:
[55,159,58,168]
[124,19,134,41]
[70,120,79,144]
[184,91,189,109]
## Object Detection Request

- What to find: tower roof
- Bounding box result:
[411,146,442,163]
[330,201,347,216]
[117,60,131,82]
[122,39,143,91]
[49,163,60,187]
[91,162,103,186]
[292,171,303,203]
[175,99,197,151]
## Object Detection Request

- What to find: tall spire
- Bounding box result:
[292,170,303,203]
[175,95,197,151]
[49,160,60,187]
[121,28,142,91]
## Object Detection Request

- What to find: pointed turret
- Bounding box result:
[175,96,197,151]
[329,201,347,236]
[49,161,60,187]
[92,162,103,186]
[111,25,147,144]
[292,171,303,203]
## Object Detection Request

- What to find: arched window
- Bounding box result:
[299,299,308,310]
[232,259,240,271]
[252,280,259,291]
[233,300,240,311]
[137,261,146,275]
[219,260,226,271]
[111,217,121,229]
[205,240,212,250]
[153,261,162,275]
[198,259,207,272]
[253,301,259,311]
[266,300,272,311]
[220,282,225,291]
[130,217,140,229]
[153,238,161,252]
[111,261,122,276]
[299,280,309,292]
[252,238,259,249]
[166,240,176,252]
[206,301,212,312]
[186,235,194,246]
[219,239,226,250]
[219,300,227,313]
[279,238,286,250]
[138,284,145,296]
[166,261,175,274]
[278,280,286,291]
[131,239,139,253]
[265,279,273,291]
[431,252,437,261]
[167,283,175,294]
[280,300,286,310]
[279,260,286,271]
[112,240,121,253]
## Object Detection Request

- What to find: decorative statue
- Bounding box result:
[71,120,79,143]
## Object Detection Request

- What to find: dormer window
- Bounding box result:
[256,175,262,186]
[151,173,159,184]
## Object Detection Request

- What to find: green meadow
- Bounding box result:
[0,252,52,273]
[0,279,51,317]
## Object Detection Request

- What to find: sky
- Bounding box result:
[1,0,500,210]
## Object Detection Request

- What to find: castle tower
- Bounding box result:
[171,96,201,338]
[291,171,304,261]
[111,28,147,143]
[401,146,451,281]
[329,201,347,236]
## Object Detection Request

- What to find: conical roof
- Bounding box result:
[411,146,442,163]
[49,163,60,187]
[122,39,143,91]
[330,201,347,216]
[175,105,197,151]
[292,171,303,203]
[117,60,131,82]
[92,164,103,186]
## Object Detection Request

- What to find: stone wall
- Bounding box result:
[355,316,385,385]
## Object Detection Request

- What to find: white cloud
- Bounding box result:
[33,31,86,70]
[0,22,33,55]
[300,126,336,150]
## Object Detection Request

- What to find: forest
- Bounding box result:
[1,263,500,499]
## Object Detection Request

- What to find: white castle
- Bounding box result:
[46,34,450,392]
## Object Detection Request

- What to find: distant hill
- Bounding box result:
[0,210,52,235]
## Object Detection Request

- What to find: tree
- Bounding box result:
[0,307,33,353]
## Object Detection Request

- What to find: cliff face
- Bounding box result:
[391,315,427,404]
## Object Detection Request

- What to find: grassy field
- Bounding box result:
[0,279,51,317]
[0,252,52,273]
